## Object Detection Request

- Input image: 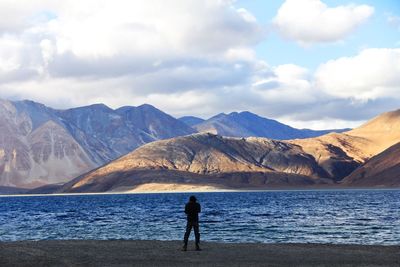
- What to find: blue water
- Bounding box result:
[0,190,399,245]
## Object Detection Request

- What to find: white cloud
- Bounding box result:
[0,34,42,82]
[273,0,374,45]
[44,0,264,60]
[0,0,49,33]
[0,36,23,72]
[253,64,318,105]
[0,0,264,81]
[315,48,400,101]
[0,0,267,106]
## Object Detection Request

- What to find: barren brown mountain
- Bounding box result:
[59,133,335,192]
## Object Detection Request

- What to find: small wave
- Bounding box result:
[55,214,69,219]
[200,220,221,223]
[249,213,271,217]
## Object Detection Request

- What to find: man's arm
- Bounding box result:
[198,203,201,213]
[184,204,188,214]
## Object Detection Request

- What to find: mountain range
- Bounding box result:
[58,109,400,193]
[1,97,398,192]
[0,98,349,189]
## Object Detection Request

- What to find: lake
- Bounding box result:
[0,190,399,244]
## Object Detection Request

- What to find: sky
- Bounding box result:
[0,0,399,129]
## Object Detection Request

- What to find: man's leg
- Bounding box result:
[193,222,201,250]
[183,222,192,251]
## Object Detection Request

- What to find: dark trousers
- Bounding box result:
[183,221,200,245]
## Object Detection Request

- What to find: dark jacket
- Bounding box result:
[185,201,201,222]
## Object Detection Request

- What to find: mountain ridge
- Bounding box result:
[192,111,349,140]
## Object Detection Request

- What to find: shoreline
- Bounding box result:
[0,240,398,266]
[1,187,400,198]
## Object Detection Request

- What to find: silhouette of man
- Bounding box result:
[182,195,201,251]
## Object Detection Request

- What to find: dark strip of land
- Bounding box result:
[0,240,399,267]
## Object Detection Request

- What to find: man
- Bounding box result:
[182,195,201,251]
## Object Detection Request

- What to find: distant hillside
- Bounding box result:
[193,111,348,140]
[178,116,205,127]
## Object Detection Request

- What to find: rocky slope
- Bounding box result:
[193,111,347,139]
[0,100,95,188]
[0,99,195,188]
[341,142,400,187]
[60,108,400,192]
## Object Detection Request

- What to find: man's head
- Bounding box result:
[189,195,197,202]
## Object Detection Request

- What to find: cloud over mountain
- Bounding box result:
[0,0,397,130]
[0,0,267,115]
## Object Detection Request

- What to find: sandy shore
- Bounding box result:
[115,182,229,193]
[0,240,399,267]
